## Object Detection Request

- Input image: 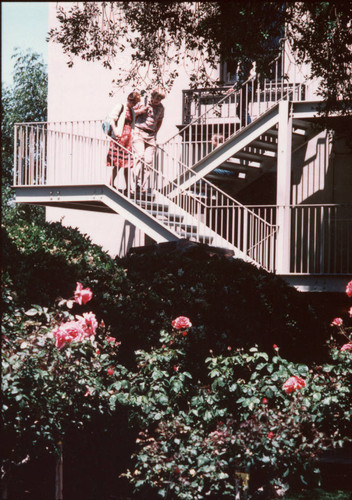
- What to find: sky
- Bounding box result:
[1,2,49,86]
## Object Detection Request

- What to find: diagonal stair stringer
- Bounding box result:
[15,184,257,264]
[168,103,280,197]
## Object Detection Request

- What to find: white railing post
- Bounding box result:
[276,100,293,274]
[243,209,248,257]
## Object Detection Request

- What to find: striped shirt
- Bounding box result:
[134,102,164,134]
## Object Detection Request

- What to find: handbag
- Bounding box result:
[102,104,124,140]
[102,120,114,138]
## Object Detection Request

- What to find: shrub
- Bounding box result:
[2,281,351,499]
[125,288,352,499]
[117,241,328,366]
[1,282,127,473]
[4,214,329,373]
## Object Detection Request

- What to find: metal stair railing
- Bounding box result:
[14,121,278,270]
[148,140,278,269]
[121,138,277,270]
[160,42,310,182]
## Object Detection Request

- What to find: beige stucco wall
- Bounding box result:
[46,2,199,256]
[291,129,352,205]
[46,206,145,257]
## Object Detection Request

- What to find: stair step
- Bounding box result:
[234,150,276,162]
[220,161,262,173]
[154,212,184,222]
[175,230,212,244]
[251,139,277,152]
[136,200,169,212]
[224,157,262,168]
[166,222,198,233]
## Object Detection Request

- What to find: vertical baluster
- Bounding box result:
[242,208,247,256]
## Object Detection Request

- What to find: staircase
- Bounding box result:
[15,43,350,282]
[12,45,308,272]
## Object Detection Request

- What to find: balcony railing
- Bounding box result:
[162,45,311,188]
[14,120,109,187]
[290,204,352,274]
[248,204,352,275]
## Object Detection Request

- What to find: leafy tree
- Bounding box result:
[48,2,352,114]
[1,49,47,208]
[286,2,352,116]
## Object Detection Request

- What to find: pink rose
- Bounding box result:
[346,280,352,298]
[331,317,343,327]
[52,320,87,349]
[74,282,93,305]
[340,343,352,351]
[172,316,192,330]
[267,431,274,439]
[282,375,306,394]
[80,312,98,336]
[107,367,114,375]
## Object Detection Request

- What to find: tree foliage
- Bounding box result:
[1,49,47,204]
[48,1,352,114]
[286,2,352,116]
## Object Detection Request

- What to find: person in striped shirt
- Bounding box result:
[133,87,166,191]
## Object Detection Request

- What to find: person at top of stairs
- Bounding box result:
[133,87,166,192]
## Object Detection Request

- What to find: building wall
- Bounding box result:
[47,2,197,257]
[291,130,332,205]
[46,206,145,257]
[291,129,352,205]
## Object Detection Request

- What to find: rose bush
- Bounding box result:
[125,284,352,499]
[1,283,127,487]
[2,281,352,499]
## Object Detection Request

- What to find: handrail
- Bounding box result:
[156,143,274,229]
[14,121,278,269]
[160,42,311,191]
[162,75,255,146]
[162,46,287,147]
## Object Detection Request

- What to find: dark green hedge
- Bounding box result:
[3,210,328,370]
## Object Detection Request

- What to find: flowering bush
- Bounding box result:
[125,285,352,499]
[2,280,352,499]
[1,283,126,481]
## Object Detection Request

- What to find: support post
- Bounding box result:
[55,441,63,500]
[276,100,292,274]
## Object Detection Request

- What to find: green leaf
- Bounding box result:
[25,307,40,316]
